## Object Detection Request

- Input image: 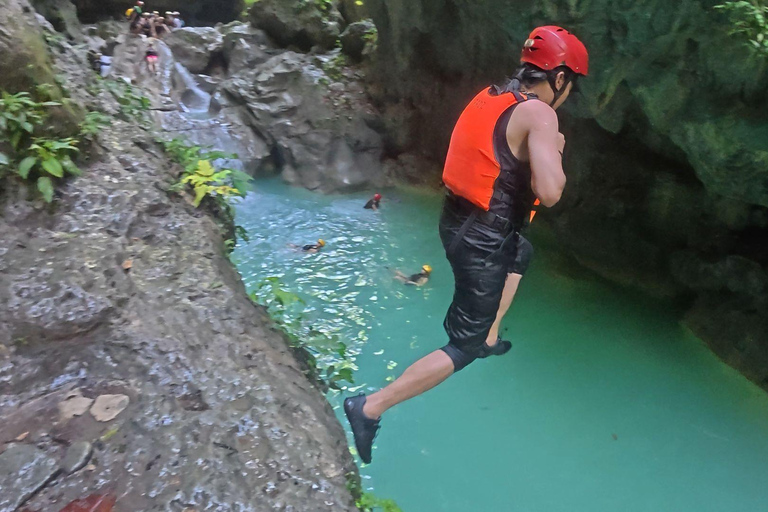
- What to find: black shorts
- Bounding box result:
[438,199,533,357]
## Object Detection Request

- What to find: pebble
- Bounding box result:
[61,441,93,474]
[90,394,130,422]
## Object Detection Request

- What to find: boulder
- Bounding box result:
[338,0,368,23]
[339,20,375,62]
[249,0,343,51]
[222,51,385,191]
[31,0,84,42]
[0,0,60,93]
[164,27,223,74]
[220,21,272,73]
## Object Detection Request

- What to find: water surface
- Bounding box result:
[233,179,768,512]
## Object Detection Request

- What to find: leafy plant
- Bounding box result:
[181,160,241,207]
[356,492,402,512]
[250,277,356,389]
[19,137,80,202]
[159,137,252,206]
[102,78,151,124]
[0,90,83,202]
[79,111,110,142]
[346,476,401,512]
[716,0,768,57]
[322,52,349,82]
[0,91,57,150]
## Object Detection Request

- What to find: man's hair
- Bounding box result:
[503,63,577,94]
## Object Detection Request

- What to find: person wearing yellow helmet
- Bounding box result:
[301,239,326,253]
[394,264,432,286]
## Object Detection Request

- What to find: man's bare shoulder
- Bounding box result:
[510,99,559,131]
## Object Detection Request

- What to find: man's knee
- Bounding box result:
[509,236,534,275]
[440,343,479,372]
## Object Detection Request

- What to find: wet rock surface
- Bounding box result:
[107,22,387,193]
[1,10,357,512]
[61,441,93,474]
[249,0,343,52]
[164,27,224,74]
[0,444,59,512]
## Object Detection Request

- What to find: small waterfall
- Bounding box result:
[172,62,211,115]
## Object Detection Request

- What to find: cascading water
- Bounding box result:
[172,61,212,115]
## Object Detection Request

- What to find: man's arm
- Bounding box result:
[511,101,566,207]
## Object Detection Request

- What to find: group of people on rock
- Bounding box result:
[127,1,185,38]
[297,193,433,286]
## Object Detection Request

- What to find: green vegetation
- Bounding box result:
[346,475,402,511]
[159,137,252,251]
[716,0,768,57]
[101,78,152,125]
[159,137,251,207]
[356,492,402,512]
[323,52,349,82]
[180,159,242,207]
[314,0,333,12]
[0,90,86,202]
[78,111,110,143]
[250,276,357,389]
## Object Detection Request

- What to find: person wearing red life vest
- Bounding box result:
[345,26,589,463]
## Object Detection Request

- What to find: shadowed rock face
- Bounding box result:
[367,0,768,389]
[0,3,358,509]
[71,0,244,24]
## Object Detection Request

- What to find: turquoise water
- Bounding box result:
[232,179,768,512]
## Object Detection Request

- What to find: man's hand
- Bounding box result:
[557,132,565,155]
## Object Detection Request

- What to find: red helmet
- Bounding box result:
[374,193,382,201]
[521,26,589,76]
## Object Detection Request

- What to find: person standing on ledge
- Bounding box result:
[345,26,588,463]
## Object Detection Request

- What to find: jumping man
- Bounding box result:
[344,26,588,463]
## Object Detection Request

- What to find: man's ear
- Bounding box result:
[555,71,567,91]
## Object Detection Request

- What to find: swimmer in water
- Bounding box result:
[300,239,326,253]
[364,193,382,210]
[394,265,432,286]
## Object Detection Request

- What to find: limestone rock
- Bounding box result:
[340,20,375,62]
[222,51,385,191]
[165,27,223,74]
[89,394,129,422]
[0,0,60,93]
[61,441,93,474]
[58,389,94,421]
[31,0,84,42]
[338,0,368,24]
[220,22,271,73]
[249,0,343,51]
[0,444,58,512]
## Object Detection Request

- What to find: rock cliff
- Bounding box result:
[367,0,768,389]
[0,1,359,509]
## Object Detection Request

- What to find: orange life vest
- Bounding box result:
[443,88,531,212]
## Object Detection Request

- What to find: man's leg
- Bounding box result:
[485,273,523,346]
[363,350,454,419]
[486,236,533,346]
